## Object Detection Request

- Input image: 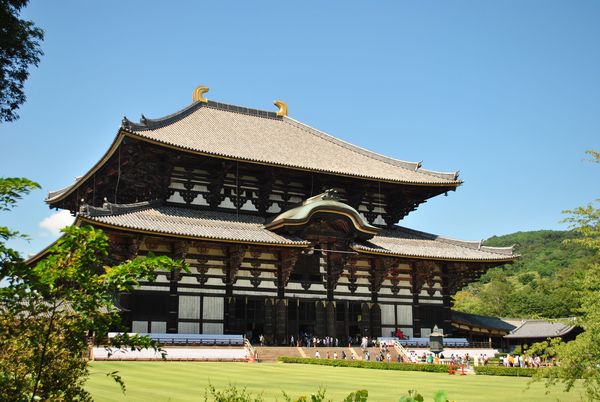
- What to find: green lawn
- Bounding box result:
[87,362,583,402]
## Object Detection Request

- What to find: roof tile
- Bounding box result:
[125,101,460,185]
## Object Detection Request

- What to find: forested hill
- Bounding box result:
[453,230,595,319]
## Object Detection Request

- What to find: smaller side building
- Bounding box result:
[451,312,581,352]
[504,319,580,351]
[451,311,516,350]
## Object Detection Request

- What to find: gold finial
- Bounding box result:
[273,99,288,117]
[192,85,209,103]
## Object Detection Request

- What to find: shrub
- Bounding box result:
[474,366,538,377]
[278,357,448,373]
[204,383,264,402]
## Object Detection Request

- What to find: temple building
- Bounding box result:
[37,86,516,344]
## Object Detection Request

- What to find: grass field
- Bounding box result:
[86,362,583,402]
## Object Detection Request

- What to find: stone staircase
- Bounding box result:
[254,346,304,362]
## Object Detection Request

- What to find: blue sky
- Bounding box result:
[2,1,599,257]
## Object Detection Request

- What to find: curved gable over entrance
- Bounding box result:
[264,190,380,241]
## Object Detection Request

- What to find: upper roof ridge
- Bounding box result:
[122,99,280,132]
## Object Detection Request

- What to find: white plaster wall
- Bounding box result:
[179,295,200,319]
[203,297,224,320]
[132,321,148,333]
[203,323,224,334]
[178,322,200,334]
[380,304,395,326]
[150,321,167,333]
[397,305,413,326]
[381,326,396,337]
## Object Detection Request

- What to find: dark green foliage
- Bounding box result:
[398,389,450,402]
[278,357,449,373]
[530,149,600,400]
[485,230,593,277]
[0,177,39,269]
[204,385,368,402]
[0,177,39,211]
[474,366,538,377]
[282,386,330,402]
[0,0,44,122]
[453,230,595,318]
[0,177,187,401]
[398,390,424,402]
[204,383,264,402]
[0,225,186,401]
[343,390,368,402]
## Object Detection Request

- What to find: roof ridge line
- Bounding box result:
[79,199,160,218]
[123,99,281,132]
[437,236,515,257]
[283,116,460,182]
[393,225,515,257]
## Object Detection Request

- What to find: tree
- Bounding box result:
[0,177,39,275]
[0,0,44,122]
[453,229,592,319]
[0,177,186,401]
[529,150,600,400]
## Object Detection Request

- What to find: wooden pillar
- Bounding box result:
[225,297,236,334]
[264,298,274,343]
[344,300,350,341]
[275,299,287,345]
[440,263,453,335]
[370,303,382,338]
[326,301,336,337]
[315,301,326,338]
[410,263,422,337]
[167,272,179,333]
[361,302,371,337]
[120,292,132,331]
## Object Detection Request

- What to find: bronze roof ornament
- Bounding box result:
[192,85,209,103]
[273,99,288,117]
[321,189,340,201]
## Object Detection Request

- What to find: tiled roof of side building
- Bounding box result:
[353,226,516,262]
[76,202,515,262]
[504,319,577,339]
[451,311,517,332]
[121,100,461,185]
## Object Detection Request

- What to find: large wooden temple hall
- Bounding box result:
[40,86,516,344]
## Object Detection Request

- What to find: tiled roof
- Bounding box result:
[452,311,516,332]
[78,202,515,262]
[353,226,516,262]
[504,319,577,339]
[80,205,309,247]
[121,100,461,186]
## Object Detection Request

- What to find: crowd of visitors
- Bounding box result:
[501,353,545,368]
[258,332,386,348]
